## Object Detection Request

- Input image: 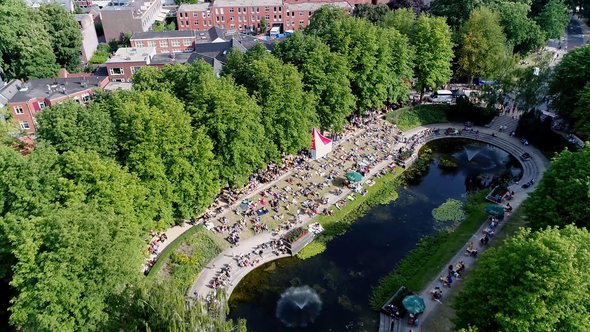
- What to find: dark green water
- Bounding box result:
[228,139,522,332]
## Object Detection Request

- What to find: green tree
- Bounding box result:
[525,146,590,229]
[3,203,145,331]
[573,82,590,136]
[273,32,355,132]
[353,4,390,24]
[455,226,590,331]
[260,16,269,33]
[381,8,416,36]
[534,0,570,39]
[0,0,59,79]
[113,281,247,332]
[550,45,590,130]
[102,90,219,222]
[224,46,317,154]
[180,61,270,186]
[430,0,482,29]
[309,16,413,111]
[458,7,512,85]
[491,1,546,54]
[39,3,83,71]
[413,15,454,99]
[36,101,116,157]
[304,5,347,36]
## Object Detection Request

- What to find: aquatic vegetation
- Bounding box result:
[432,199,466,223]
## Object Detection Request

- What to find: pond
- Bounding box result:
[228,139,522,331]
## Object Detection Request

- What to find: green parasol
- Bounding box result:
[402,295,425,315]
[346,171,363,182]
[485,205,505,217]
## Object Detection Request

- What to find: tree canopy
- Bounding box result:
[525,145,590,229]
[0,0,59,79]
[38,3,83,71]
[273,32,355,133]
[36,101,116,157]
[458,7,513,85]
[454,226,590,331]
[550,44,590,137]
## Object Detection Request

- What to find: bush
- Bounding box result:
[296,241,326,260]
[515,110,573,157]
[446,97,497,125]
[88,44,110,65]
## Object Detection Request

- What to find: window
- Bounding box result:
[237,7,240,13]
[14,106,24,114]
[131,66,142,74]
[299,19,304,25]
[202,12,206,18]
[82,94,91,103]
[193,12,198,17]
[256,7,259,13]
[215,8,218,14]
[273,6,276,12]
[135,41,144,47]
[286,21,290,26]
[109,67,124,75]
[265,14,269,20]
[148,41,156,47]
[216,16,220,22]
[239,24,242,29]
[265,6,269,12]
[238,16,241,22]
[273,15,276,20]
[220,8,224,14]
[38,101,46,109]
[160,40,168,47]
[183,39,191,46]
[20,121,29,130]
[172,39,180,46]
[229,7,234,13]
[299,11,303,16]
[230,17,234,21]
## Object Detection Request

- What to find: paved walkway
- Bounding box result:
[379,117,549,332]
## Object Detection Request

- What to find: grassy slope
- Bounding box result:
[386,104,449,131]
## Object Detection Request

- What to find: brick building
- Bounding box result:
[105,47,157,82]
[176,0,381,33]
[0,71,109,134]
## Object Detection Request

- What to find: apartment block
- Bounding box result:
[176,0,374,33]
[0,71,109,134]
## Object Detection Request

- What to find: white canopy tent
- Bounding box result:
[310,128,332,160]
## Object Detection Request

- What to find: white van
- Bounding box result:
[428,90,453,104]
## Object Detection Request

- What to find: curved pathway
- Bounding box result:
[190,116,549,310]
[381,120,549,332]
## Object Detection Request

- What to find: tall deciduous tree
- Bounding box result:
[36,101,116,157]
[38,3,83,71]
[534,0,570,39]
[525,146,590,229]
[102,90,219,222]
[573,82,590,137]
[455,226,590,331]
[0,0,59,79]
[491,1,546,54]
[550,44,590,131]
[224,46,317,154]
[273,32,355,133]
[413,15,454,99]
[458,7,512,85]
[353,4,390,24]
[381,8,416,36]
[430,0,481,29]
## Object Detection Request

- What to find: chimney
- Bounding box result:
[58,68,69,78]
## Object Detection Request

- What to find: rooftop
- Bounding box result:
[177,2,210,11]
[131,30,195,40]
[151,52,194,65]
[6,76,107,104]
[285,1,352,11]
[106,47,156,63]
[214,0,283,6]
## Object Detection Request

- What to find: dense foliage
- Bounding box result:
[454,226,590,331]
[0,0,81,79]
[525,146,590,229]
[550,45,590,138]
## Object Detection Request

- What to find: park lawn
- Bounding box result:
[386,104,449,131]
[148,225,227,291]
[370,192,489,310]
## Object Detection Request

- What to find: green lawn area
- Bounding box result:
[369,191,489,310]
[386,104,449,131]
[147,225,227,291]
[297,169,402,259]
